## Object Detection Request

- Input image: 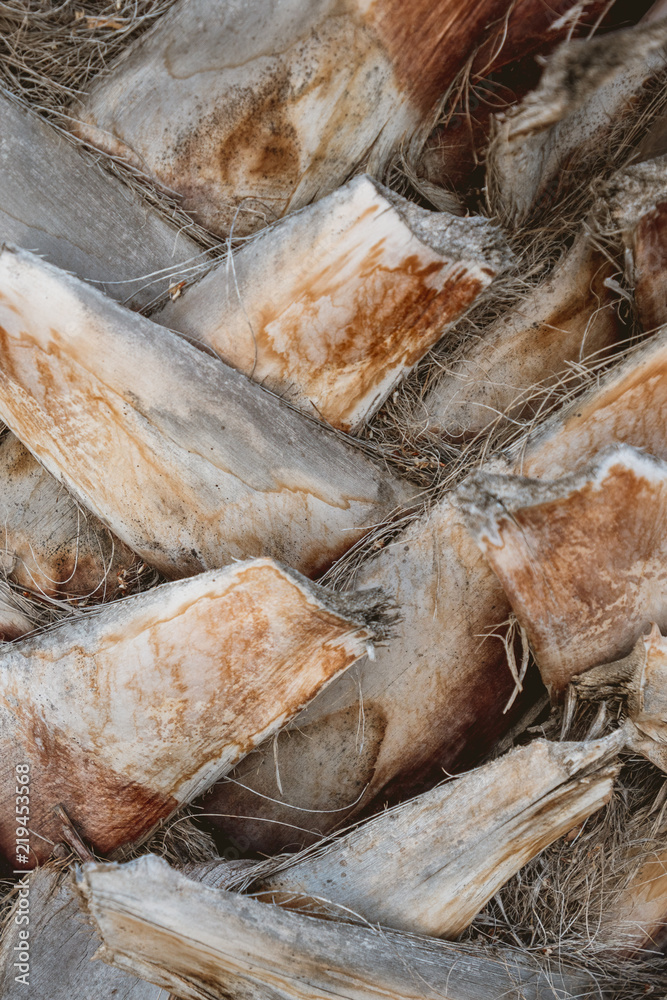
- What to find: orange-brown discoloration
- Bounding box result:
[161,13,393,237]
[204,504,537,854]
[168,69,302,235]
[368,0,513,112]
[521,352,667,479]
[0,715,176,865]
[250,252,482,431]
[0,561,373,866]
[160,178,502,433]
[475,461,667,694]
[0,252,414,582]
[633,202,667,332]
[603,848,667,953]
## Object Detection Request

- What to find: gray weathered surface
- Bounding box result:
[254,735,621,937]
[606,155,667,332]
[0,89,203,310]
[78,855,597,1000]
[423,233,620,439]
[0,867,168,999]
[0,247,413,580]
[73,0,526,237]
[488,22,667,224]
[0,433,137,600]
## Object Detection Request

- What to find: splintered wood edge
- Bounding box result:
[157,172,512,434]
[252,732,623,937]
[455,444,667,696]
[75,855,596,1000]
[456,442,664,550]
[0,243,416,579]
[605,154,667,230]
[487,21,667,220]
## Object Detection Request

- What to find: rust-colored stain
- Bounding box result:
[633,203,667,333]
[367,0,512,113]
[206,511,537,855]
[521,353,667,479]
[250,244,483,430]
[480,464,667,694]
[169,68,302,235]
[0,296,405,582]
[0,562,370,866]
[0,714,175,864]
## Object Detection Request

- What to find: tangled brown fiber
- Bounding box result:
[0,0,172,110]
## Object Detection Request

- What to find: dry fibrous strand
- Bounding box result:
[0,246,414,581]
[487,19,667,226]
[76,853,598,1000]
[206,318,667,855]
[70,0,572,238]
[573,623,667,772]
[0,87,205,311]
[420,231,623,440]
[419,0,624,199]
[603,849,667,953]
[0,558,385,865]
[598,837,667,954]
[156,174,512,433]
[564,638,667,955]
[458,445,667,696]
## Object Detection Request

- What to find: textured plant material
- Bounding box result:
[422,232,621,439]
[208,321,667,853]
[0,558,384,865]
[0,866,169,999]
[253,734,621,938]
[76,854,596,1000]
[73,0,546,237]
[419,0,619,197]
[606,154,667,333]
[0,433,137,600]
[488,21,667,224]
[600,843,667,954]
[458,446,667,695]
[574,623,667,772]
[572,629,667,954]
[0,246,413,580]
[157,174,511,432]
[0,88,202,310]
